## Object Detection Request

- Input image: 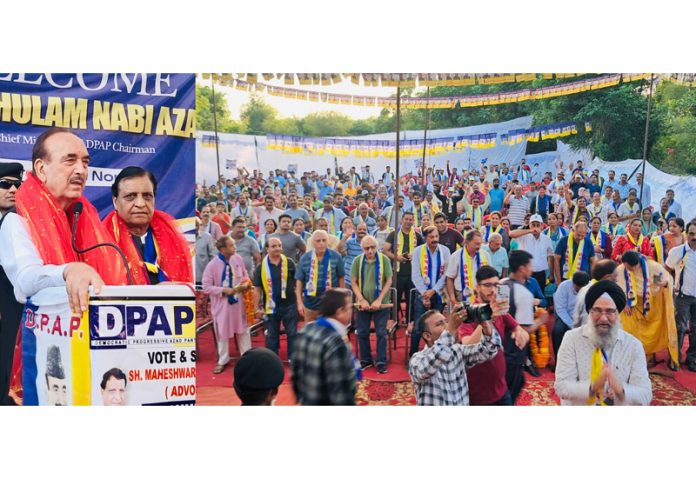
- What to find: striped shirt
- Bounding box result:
[507,195,530,226]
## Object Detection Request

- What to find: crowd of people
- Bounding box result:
[196,157,691,405]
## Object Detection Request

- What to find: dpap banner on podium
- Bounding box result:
[22,285,196,406]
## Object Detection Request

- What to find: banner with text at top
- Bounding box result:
[0,73,195,220]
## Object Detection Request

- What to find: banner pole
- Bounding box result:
[639,74,655,208]
[211,78,222,181]
[393,86,401,276]
[421,86,430,190]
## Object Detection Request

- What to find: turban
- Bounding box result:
[584,280,626,313]
[233,348,284,391]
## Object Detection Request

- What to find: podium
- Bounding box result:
[22,285,196,406]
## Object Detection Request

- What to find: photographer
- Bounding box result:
[408,299,502,406]
[462,266,530,405]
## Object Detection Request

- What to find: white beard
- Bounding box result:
[584,319,620,351]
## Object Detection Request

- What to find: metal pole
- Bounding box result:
[639,74,655,208]
[393,87,401,275]
[211,77,222,181]
[421,86,430,189]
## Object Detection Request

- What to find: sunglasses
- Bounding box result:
[0,179,21,190]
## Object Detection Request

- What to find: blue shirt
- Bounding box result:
[283,207,311,223]
[614,182,632,200]
[295,249,345,310]
[352,214,377,233]
[318,186,335,201]
[554,235,595,280]
[487,188,505,213]
[553,278,577,328]
[314,207,346,234]
[482,245,509,276]
[524,277,547,308]
[603,179,620,193]
[342,238,364,286]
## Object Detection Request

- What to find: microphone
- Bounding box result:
[71,202,135,285]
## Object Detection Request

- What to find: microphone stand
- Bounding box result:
[71,204,135,285]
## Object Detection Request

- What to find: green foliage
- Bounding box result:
[195,85,242,133]
[301,111,353,136]
[650,81,696,175]
[240,93,278,135]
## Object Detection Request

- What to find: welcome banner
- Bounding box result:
[0,73,195,219]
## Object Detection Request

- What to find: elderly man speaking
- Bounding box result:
[103,166,193,285]
[554,280,652,406]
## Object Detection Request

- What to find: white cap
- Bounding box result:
[530,214,543,224]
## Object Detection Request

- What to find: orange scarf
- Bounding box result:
[103,210,193,285]
[15,172,128,285]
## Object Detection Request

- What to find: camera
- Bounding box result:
[453,302,493,324]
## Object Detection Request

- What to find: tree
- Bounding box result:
[195,85,242,133]
[262,116,303,135]
[650,81,696,174]
[301,111,353,136]
[240,94,278,135]
[348,118,376,136]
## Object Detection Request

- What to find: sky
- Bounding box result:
[200,75,427,120]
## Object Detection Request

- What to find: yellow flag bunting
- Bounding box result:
[265,120,591,158]
[203,73,590,88]
[202,74,651,109]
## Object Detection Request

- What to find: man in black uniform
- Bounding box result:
[0,162,24,405]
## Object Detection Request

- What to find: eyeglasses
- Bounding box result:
[589,307,618,318]
[363,246,377,251]
[0,179,21,190]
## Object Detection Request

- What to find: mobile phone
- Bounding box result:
[496,284,510,303]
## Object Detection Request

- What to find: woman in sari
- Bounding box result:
[616,250,679,370]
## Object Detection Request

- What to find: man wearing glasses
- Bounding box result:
[0,162,24,404]
[350,235,393,374]
[554,280,652,405]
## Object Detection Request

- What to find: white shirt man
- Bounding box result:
[255,196,284,227]
[617,197,640,228]
[445,231,492,304]
[554,280,652,405]
[411,242,451,300]
[509,216,554,275]
[666,230,696,368]
[230,198,256,227]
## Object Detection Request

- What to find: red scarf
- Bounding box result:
[12,173,129,403]
[103,210,193,285]
[15,172,129,285]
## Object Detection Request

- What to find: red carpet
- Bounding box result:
[196,318,414,391]
[195,301,696,405]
